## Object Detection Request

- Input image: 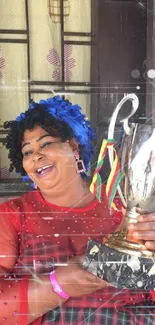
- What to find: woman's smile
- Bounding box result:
[35,164,55,178]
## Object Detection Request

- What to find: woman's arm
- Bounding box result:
[0,203,108,325]
[27,256,109,324]
[0,254,108,324]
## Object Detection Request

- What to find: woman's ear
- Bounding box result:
[69,138,79,151]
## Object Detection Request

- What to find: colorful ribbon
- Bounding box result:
[90,139,121,209]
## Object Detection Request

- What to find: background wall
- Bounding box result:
[0,1,154,199]
[0,0,92,179]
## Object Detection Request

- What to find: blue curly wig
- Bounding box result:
[4,96,95,183]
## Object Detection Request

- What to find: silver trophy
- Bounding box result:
[84,94,155,290]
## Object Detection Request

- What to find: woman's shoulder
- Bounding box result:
[0,191,37,231]
[0,190,37,213]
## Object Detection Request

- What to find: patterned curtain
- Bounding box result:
[0,0,92,179]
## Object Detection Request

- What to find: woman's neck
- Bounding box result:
[40,178,95,208]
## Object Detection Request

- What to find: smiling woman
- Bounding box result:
[4,96,95,206]
[0,96,155,325]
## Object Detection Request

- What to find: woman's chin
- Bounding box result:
[37,176,59,192]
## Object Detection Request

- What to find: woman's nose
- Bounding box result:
[32,150,44,162]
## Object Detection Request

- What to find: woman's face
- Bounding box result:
[22,125,78,192]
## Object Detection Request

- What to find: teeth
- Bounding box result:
[37,165,53,173]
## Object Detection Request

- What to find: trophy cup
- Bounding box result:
[83,94,155,290]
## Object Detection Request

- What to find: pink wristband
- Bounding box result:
[50,270,70,299]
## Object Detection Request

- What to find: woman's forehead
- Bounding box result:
[23,125,48,140]
[22,126,49,144]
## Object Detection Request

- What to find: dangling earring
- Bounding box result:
[34,183,37,190]
[74,151,86,173]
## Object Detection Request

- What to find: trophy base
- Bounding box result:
[83,240,155,290]
[103,233,155,258]
[105,209,155,258]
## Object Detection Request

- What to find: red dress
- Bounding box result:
[0,189,154,325]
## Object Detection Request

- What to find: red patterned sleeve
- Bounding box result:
[0,201,30,324]
[151,291,155,301]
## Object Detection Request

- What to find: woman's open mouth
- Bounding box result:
[36,164,55,177]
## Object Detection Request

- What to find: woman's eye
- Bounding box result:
[23,150,33,157]
[41,142,53,148]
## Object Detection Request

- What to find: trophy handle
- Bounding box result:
[107,93,139,207]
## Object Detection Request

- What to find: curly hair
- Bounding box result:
[4,97,95,177]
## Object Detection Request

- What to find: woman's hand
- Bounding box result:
[54,255,109,297]
[128,209,155,251]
